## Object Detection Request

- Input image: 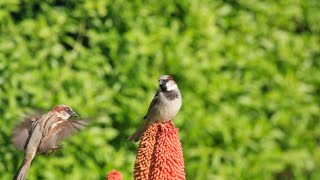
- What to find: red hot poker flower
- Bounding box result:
[107,170,123,180]
[134,121,185,180]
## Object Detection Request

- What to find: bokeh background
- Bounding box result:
[1,0,320,179]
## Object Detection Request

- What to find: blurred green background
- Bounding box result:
[0,0,320,179]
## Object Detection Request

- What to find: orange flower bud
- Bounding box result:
[134,121,185,180]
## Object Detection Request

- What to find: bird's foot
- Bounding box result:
[47,145,64,156]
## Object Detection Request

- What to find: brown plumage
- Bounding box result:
[128,75,182,142]
[12,105,86,180]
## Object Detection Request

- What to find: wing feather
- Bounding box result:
[143,91,159,119]
[12,116,41,150]
[38,119,87,153]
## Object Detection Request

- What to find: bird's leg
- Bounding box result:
[168,120,175,127]
[47,145,64,156]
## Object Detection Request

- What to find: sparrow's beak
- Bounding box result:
[159,79,167,86]
[68,110,78,117]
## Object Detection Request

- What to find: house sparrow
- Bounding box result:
[128,75,182,142]
[12,105,86,180]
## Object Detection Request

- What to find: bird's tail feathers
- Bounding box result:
[13,154,34,180]
[128,122,150,142]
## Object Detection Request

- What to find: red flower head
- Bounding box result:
[107,170,123,180]
[134,121,185,180]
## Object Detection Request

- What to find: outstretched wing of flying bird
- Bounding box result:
[12,116,41,150]
[37,119,87,153]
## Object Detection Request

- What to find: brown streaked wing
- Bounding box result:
[143,91,159,119]
[37,119,87,153]
[12,116,41,150]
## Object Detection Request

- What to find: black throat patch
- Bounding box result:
[163,90,179,100]
[160,84,167,91]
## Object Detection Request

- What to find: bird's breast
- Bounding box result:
[148,91,182,123]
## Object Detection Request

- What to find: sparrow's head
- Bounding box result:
[52,105,78,120]
[158,75,178,91]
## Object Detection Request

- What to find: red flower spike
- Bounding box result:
[134,121,186,180]
[107,170,123,180]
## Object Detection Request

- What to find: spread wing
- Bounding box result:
[38,119,87,153]
[143,91,160,119]
[12,116,41,150]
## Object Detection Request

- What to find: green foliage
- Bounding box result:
[0,0,320,179]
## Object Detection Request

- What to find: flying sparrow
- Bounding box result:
[12,105,86,180]
[128,75,182,142]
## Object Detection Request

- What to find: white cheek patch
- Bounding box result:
[166,81,178,91]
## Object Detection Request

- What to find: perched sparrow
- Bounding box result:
[128,75,182,142]
[12,105,86,180]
